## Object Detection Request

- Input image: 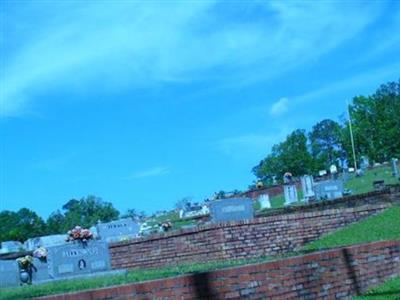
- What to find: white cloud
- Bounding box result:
[124,166,170,180]
[0,1,385,116]
[217,129,292,159]
[269,97,289,116]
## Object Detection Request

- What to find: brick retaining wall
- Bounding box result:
[110,203,393,270]
[38,240,400,300]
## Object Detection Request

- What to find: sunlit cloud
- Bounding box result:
[269,97,289,117]
[124,166,170,180]
[1,1,385,117]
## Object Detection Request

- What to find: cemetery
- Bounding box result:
[0,179,399,299]
[0,163,399,299]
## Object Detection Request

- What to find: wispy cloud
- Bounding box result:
[292,63,400,105]
[1,1,385,117]
[217,129,292,159]
[269,97,289,117]
[124,166,170,180]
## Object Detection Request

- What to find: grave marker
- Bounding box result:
[300,175,315,201]
[0,260,19,288]
[46,241,111,279]
[96,218,140,243]
[209,198,253,223]
[284,185,298,205]
[392,158,399,178]
[314,180,344,200]
[258,194,271,210]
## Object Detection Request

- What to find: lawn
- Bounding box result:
[0,257,273,300]
[303,205,400,251]
[354,276,400,300]
[344,165,399,195]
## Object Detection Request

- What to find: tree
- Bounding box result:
[0,209,46,242]
[122,209,146,221]
[309,119,343,170]
[345,80,400,162]
[253,129,314,181]
[175,197,192,210]
[46,210,66,235]
[50,195,120,233]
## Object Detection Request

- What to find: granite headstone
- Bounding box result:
[0,260,19,288]
[314,180,344,200]
[209,198,253,223]
[96,218,140,243]
[46,241,111,279]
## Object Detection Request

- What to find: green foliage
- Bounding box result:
[346,81,400,162]
[253,129,314,180]
[55,195,120,233]
[253,79,400,181]
[309,119,342,170]
[303,206,400,251]
[0,208,46,242]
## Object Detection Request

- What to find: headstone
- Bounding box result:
[25,235,68,251]
[319,170,327,176]
[284,185,298,205]
[314,180,344,200]
[0,260,19,288]
[46,241,111,279]
[179,204,209,219]
[96,218,140,243]
[31,257,52,283]
[258,194,271,210]
[300,175,315,201]
[209,198,253,223]
[392,158,399,178]
[360,156,369,170]
[0,241,24,254]
[348,167,355,173]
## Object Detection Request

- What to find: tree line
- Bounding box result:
[252,80,400,185]
[0,195,146,243]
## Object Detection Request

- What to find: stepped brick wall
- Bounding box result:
[38,240,400,300]
[109,186,400,270]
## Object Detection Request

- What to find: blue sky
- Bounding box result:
[1,1,399,219]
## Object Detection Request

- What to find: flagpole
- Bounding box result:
[347,101,358,172]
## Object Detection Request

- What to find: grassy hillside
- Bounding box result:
[303,206,400,251]
[354,276,400,300]
[344,165,399,195]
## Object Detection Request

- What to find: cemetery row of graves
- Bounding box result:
[0,161,399,298]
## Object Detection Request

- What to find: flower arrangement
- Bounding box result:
[33,247,48,262]
[66,226,93,244]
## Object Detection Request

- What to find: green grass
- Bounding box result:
[344,165,399,195]
[303,205,400,251]
[255,165,399,212]
[0,257,274,300]
[354,276,400,300]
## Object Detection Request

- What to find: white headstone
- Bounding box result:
[301,175,315,201]
[284,185,298,205]
[330,164,338,174]
[392,158,399,177]
[258,194,271,210]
